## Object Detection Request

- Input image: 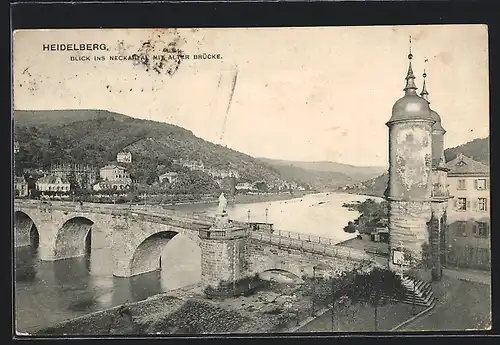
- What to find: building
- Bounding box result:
[385,47,446,281]
[174,158,205,171]
[117,151,132,164]
[445,154,490,270]
[14,176,28,197]
[36,175,71,193]
[235,182,257,192]
[93,179,131,191]
[100,165,131,182]
[51,163,98,189]
[159,172,179,184]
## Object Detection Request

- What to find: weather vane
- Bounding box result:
[408,36,413,60]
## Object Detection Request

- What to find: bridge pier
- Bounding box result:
[199,201,250,290]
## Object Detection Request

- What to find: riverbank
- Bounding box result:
[162,191,315,212]
[31,280,316,335]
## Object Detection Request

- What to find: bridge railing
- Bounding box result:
[251,232,370,262]
[269,228,344,246]
[15,201,213,229]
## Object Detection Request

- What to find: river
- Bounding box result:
[14,192,380,333]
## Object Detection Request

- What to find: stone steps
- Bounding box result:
[398,275,435,308]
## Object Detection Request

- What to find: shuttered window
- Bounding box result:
[478,222,489,238]
[458,179,467,190]
[457,198,467,211]
[476,179,487,190]
[478,198,487,211]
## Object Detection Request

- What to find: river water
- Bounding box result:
[14,192,379,333]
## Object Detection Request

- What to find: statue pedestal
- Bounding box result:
[198,211,249,293]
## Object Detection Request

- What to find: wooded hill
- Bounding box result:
[13,110,286,187]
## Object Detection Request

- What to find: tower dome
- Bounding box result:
[387,53,434,126]
[420,75,446,134]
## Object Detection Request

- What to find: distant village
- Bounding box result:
[13,141,310,203]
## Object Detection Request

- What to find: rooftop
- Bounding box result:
[14,176,26,184]
[446,154,489,176]
[36,175,70,184]
[160,172,178,177]
[101,165,127,171]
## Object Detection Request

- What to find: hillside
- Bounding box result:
[444,136,489,165]
[13,109,131,128]
[14,109,391,192]
[343,136,490,197]
[13,109,284,186]
[258,163,355,191]
[258,158,386,185]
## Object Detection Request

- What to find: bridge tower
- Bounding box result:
[198,193,249,291]
[385,42,435,279]
[421,67,450,281]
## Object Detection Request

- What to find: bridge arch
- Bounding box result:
[14,210,39,249]
[113,222,202,278]
[130,230,180,276]
[54,216,94,260]
[259,269,302,283]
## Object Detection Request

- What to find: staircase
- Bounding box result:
[399,275,435,308]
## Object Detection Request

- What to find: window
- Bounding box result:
[457,179,467,190]
[478,198,488,211]
[456,221,467,237]
[475,179,487,190]
[477,222,489,238]
[457,198,467,211]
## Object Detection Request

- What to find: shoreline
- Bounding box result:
[163,191,316,211]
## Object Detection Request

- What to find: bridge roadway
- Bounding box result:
[14,200,374,278]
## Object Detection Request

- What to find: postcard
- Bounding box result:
[12,25,490,336]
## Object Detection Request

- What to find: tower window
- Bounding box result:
[457,198,467,211]
[457,179,467,190]
[478,198,488,211]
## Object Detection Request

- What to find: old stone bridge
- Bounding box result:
[14,200,375,288]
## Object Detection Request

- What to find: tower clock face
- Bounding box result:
[394,126,431,190]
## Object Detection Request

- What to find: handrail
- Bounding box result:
[267,228,339,246]
[14,200,212,230]
[251,232,369,262]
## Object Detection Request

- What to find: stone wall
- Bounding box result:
[200,236,248,288]
[246,239,365,279]
[388,200,432,275]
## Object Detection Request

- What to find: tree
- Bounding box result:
[343,221,357,233]
[345,267,407,331]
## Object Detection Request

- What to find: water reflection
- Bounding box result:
[15,232,202,333]
[15,247,37,283]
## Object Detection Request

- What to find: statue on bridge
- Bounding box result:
[214,192,230,228]
[217,192,228,215]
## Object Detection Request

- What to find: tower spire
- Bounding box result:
[403,36,418,94]
[420,58,429,101]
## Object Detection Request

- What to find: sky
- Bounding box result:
[13,25,489,167]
